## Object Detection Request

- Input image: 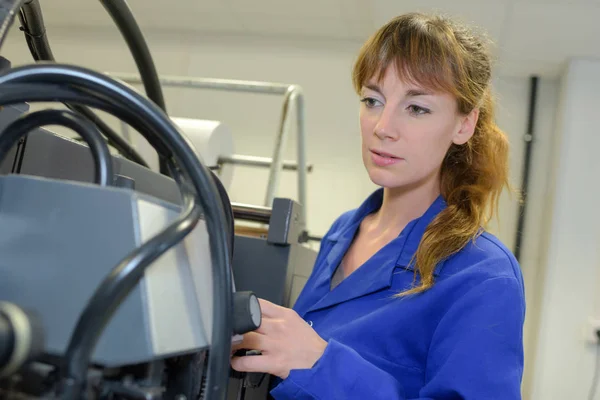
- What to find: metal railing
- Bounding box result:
[231,202,272,224]
[107,72,309,227]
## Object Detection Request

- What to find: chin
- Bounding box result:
[366,163,443,197]
[366,167,411,189]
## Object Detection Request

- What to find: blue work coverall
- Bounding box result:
[270,189,525,399]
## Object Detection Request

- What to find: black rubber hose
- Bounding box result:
[68,104,149,168]
[0,109,113,186]
[98,0,166,112]
[98,0,171,175]
[18,12,41,62]
[17,0,150,169]
[0,82,197,395]
[0,64,234,400]
[210,171,235,258]
[18,0,54,60]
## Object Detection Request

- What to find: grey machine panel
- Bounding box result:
[17,128,182,205]
[0,104,318,308]
[0,105,319,399]
[0,175,213,367]
[0,104,181,205]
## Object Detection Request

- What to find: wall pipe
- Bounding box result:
[514,76,539,262]
[106,72,308,228]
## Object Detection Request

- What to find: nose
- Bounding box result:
[373,106,399,141]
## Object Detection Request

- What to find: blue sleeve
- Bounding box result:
[270,276,525,400]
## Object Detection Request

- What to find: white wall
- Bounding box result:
[528,58,600,400]
[492,77,561,400]
[0,25,562,398]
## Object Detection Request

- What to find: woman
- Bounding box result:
[232,12,525,400]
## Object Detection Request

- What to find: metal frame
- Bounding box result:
[231,202,272,224]
[107,73,308,228]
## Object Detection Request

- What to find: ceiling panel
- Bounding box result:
[341,0,377,41]
[118,0,236,15]
[502,3,600,62]
[139,0,235,16]
[235,13,349,39]
[37,0,111,27]
[229,0,343,19]
[16,0,600,79]
[515,0,600,4]
[37,0,237,30]
[341,0,375,22]
[135,9,244,33]
[372,0,511,44]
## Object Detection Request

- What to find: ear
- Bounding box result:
[452,108,479,145]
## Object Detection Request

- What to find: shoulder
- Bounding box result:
[436,230,525,297]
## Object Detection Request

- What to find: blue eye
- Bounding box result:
[360,97,382,108]
[408,105,430,115]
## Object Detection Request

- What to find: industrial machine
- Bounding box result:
[0,1,318,399]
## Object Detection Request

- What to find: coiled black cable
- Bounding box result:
[0,64,233,400]
[1,3,234,397]
[17,0,150,169]
[0,109,113,186]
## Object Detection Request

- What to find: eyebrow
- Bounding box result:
[364,84,383,95]
[363,84,433,97]
[406,88,433,97]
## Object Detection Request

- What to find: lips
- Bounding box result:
[370,149,402,167]
[371,150,399,159]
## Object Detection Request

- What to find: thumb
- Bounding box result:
[231,353,274,375]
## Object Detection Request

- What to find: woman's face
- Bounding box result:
[359,65,478,192]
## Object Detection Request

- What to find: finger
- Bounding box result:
[258,298,287,318]
[231,354,274,375]
[254,316,279,335]
[231,339,245,354]
[232,332,266,353]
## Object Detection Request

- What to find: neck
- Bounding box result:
[369,177,441,237]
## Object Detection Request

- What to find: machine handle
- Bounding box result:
[232,291,261,335]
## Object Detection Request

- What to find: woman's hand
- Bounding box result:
[230,298,327,379]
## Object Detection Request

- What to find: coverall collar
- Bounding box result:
[326,188,447,271]
[306,189,447,313]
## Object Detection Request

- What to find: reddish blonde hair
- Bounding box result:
[352,13,510,295]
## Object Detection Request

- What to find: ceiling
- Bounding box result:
[32,0,600,78]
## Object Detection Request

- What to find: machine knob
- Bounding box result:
[233,291,261,335]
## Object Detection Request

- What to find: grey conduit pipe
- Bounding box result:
[107,73,309,228]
